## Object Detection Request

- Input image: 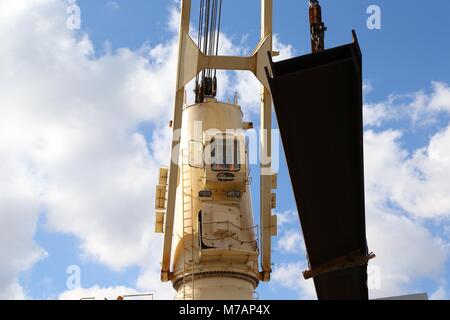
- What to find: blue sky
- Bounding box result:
[1,0,449,300]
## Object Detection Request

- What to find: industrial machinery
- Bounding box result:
[155,0,277,300]
[156,0,374,300]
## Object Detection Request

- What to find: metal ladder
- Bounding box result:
[181,149,195,300]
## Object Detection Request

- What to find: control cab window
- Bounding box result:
[211,134,241,172]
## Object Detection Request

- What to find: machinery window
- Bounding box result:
[211,134,241,172]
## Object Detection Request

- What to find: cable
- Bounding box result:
[194,0,223,103]
[214,0,222,78]
[195,0,204,89]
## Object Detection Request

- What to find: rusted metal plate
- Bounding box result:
[267,31,369,300]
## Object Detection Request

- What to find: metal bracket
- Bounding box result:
[177,32,273,92]
[303,250,376,280]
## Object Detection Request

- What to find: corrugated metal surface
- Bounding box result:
[267,31,369,300]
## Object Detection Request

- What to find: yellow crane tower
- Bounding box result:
[155,0,278,300]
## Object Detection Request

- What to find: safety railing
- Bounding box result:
[80,293,154,300]
[201,220,259,250]
[173,289,260,300]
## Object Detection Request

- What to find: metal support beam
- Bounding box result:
[260,0,273,282]
[177,33,272,92]
[267,31,370,299]
[161,0,191,282]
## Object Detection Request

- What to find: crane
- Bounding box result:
[155,0,375,300]
[155,0,277,300]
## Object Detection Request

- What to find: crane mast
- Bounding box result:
[156,0,277,300]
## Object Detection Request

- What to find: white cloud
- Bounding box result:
[363,81,450,127]
[430,287,447,300]
[276,210,298,227]
[364,127,450,219]
[363,101,393,127]
[362,86,450,298]
[273,34,295,62]
[271,262,316,300]
[363,81,374,96]
[275,209,304,254]
[0,0,178,298]
[276,230,303,254]
[429,82,450,113]
[107,1,119,10]
[366,211,448,299]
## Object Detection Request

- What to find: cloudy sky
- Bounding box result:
[0,0,449,300]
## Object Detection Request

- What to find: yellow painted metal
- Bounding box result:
[260,0,274,282]
[181,150,195,299]
[271,193,277,209]
[161,0,191,282]
[159,167,169,186]
[155,211,165,234]
[271,173,278,190]
[177,33,273,92]
[155,167,169,234]
[171,101,259,300]
[160,0,276,291]
[271,214,278,237]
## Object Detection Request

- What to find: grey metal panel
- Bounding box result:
[267,31,369,300]
[375,293,429,300]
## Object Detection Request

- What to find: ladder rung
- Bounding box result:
[182,151,196,301]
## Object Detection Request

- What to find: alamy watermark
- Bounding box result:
[368,265,382,290]
[367,5,382,30]
[66,265,81,290]
[66,0,81,30]
[170,121,280,176]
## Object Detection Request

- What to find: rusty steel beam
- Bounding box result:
[266,31,372,300]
